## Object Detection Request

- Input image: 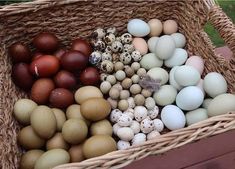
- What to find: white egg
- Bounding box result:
[127,97,136,108]
[140,53,163,70]
[148,106,159,119]
[130,120,141,134]
[113,123,121,135]
[196,79,205,96]
[161,105,186,130]
[171,33,186,48]
[153,119,164,132]
[147,130,160,140]
[117,114,133,127]
[202,98,212,109]
[186,108,208,126]
[132,133,146,146]
[153,85,177,106]
[134,106,148,122]
[169,66,182,90]
[176,86,204,111]
[164,48,188,68]
[155,35,176,60]
[145,97,156,110]
[147,67,169,85]
[174,65,200,86]
[117,127,134,141]
[110,109,122,123]
[140,118,154,134]
[127,19,150,37]
[117,140,131,150]
[203,72,227,98]
[147,37,159,53]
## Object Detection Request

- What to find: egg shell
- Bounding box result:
[132,133,146,146]
[164,48,188,68]
[161,105,186,130]
[9,42,31,63]
[202,98,213,109]
[132,38,148,55]
[196,79,205,96]
[163,20,178,34]
[75,86,103,104]
[134,106,148,122]
[71,38,92,57]
[174,65,200,86]
[118,114,133,127]
[171,33,186,48]
[110,109,122,123]
[51,108,66,132]
[46,133,69,150]
[20,150,44,169]
[113,123,122,135]
[176,86,204,111]
[147,67,169,85]
[186,108,208,126]
[148,106,159,119]
[145,97,156,110]
[127,19,150,37]
[140,53,163,70]
[147,37,159,53]
[117,127,134,141]
[147,130,160,140]
[155,35,175,60]
[34,149,70,169]
[117,140,131,150]
[69,145,85,162]
[90,119,113,136]
[169,66,182,90]
[185,56,204,75]
[203,72,227,98]
[81,98,111,121]
[140,118,154,134]
[208,94,235,117]
[54,70,76,89]
[153,85,177,106]
[153,119,164,132]
[130,120,141,134]
[148,19,163,37]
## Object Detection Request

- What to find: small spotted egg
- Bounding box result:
[118,114,133,127]
[100,73,108,81]
[123,108,135,119]
[92,28,106,39]
[127,97,135,108]
[153,119,164,132]
[121,33,133,44]
[148,106,159,119]
[117,140,131,150]
[94,39,106,51]
[134,106,148,122]
[89,51,102,65]
[123,44,135,53]
[105,45,113,53]
[113,123,121,135]
[104,33,116,45]
[131,62,141,72]
[140,118,154,134]
[110,109,122,123]
[132,133,146,146]
[101,52,112,61]
[145,97,156,110]
[100,81,111,94]
[130,120,141,134]
[101,60,114,73]
[107,27,117,35]
[112,53,120,63]
[111,41,123,53]
[147,130,160,140]
[131,50,142,62]
[120,52,132,65]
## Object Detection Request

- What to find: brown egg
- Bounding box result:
[71,39,92,57]
[18,126,45,150]
[80,67,100,85]
[69,144,85,162]
[51,108,66,132]
[46,133,69,150]
[53,48,67,60]
[30,55,60,77]
[163,20,178,35]
[54,70,77,89]
[32,52,43,61]
[31,78,55,104]
[61,50,88,72]
[12,63,34,90]
[90,119,113,136]
[49,88,74,109]
[9,42,31,63]
[20,150,44,169]
[33,32,59,53]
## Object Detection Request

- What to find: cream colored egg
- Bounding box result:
[140,53,163,70]
[153,85,177,106]
[132,38,148,55]
[148,19,163,37]
[147,67,169,85]
[155,35,175,60]
[186,108,208,126]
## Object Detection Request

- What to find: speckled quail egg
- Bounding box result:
[100,73,108,81]
[118,114,133,127]
[124,66,135,77]
[112,53,120,63]
[104,33,116,45]
[147,130,160,140]
[106,75,116,85]
[137,68,147,77]
[131,50,142,62]
[111,41,123,53]
[132,133,146,146]
[100,81,112,94]
[119,52,132,65]
[113,123,121,135]
[110,109,122,123]
[131,62,141,72]
[94,39,106,51]
[145,97,156,110]
[117,127,134,141]
[117,140,131,150]
[101,52,112,61]
[114,61,124,71]
[134,106,148,122]
[107,97,118,109]
[131,74,140,84]
[130,120,141,134]
[153,119,164,132]
[92,28,106,39]
[148,106,159,119]
[123,108,135,119]
[105,45,113,53]
[121,33,133,44]
[107,27,117,35]
[141,118,154,134]
[112,83,123,91]
[123,44,135,53]
[127,97,135,108]
[89,51,102,65]
[101,60,114,73]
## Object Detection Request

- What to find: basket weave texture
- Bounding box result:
[0,0,235,169]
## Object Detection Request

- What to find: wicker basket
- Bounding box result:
[0,0,235,169]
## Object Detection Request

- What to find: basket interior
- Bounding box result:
[0,1,234,169]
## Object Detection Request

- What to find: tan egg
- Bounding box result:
[46,133,69,150]
[69,144,85,162]
[109,87,120,100]
[118,100,129,111]
[107,97,118,109]
[51,108,66,132]
[122,78,132,89]
[75,86,103,104]
[141,89,152,98]
[114,61,124,71]
[120,90,130,100]
[148,19,163,36]
[130,84,142,95]
[132,38,148,55]
[163,20,178,34]
[20,150,44,169]
[90,119,113,136]
[134,94,145,106]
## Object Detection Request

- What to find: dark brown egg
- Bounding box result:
[53,48,67,60]
[30,55,60,77]
[54,70,77,89]
[12,63,34,90]
[32,52,43,61]
[61,50,88,72]
[33,32,59,53]
[49,88,74,109]
[80,67,100,85]
[9,42,31,63]
[71,39,92,57]
[31,78,55,104]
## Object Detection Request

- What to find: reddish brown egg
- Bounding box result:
[61,51,88,72]
[71,39,92,57]
[12,63,34,90]
[49,88,74,109]
[54,70,77,89]
[32,52,43,61]
[53,48,67,60]
[30,55,60,77]
[80,67,100,85]
[9,42,31,63]
[33,32,59,53]
[31,78,55,104]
